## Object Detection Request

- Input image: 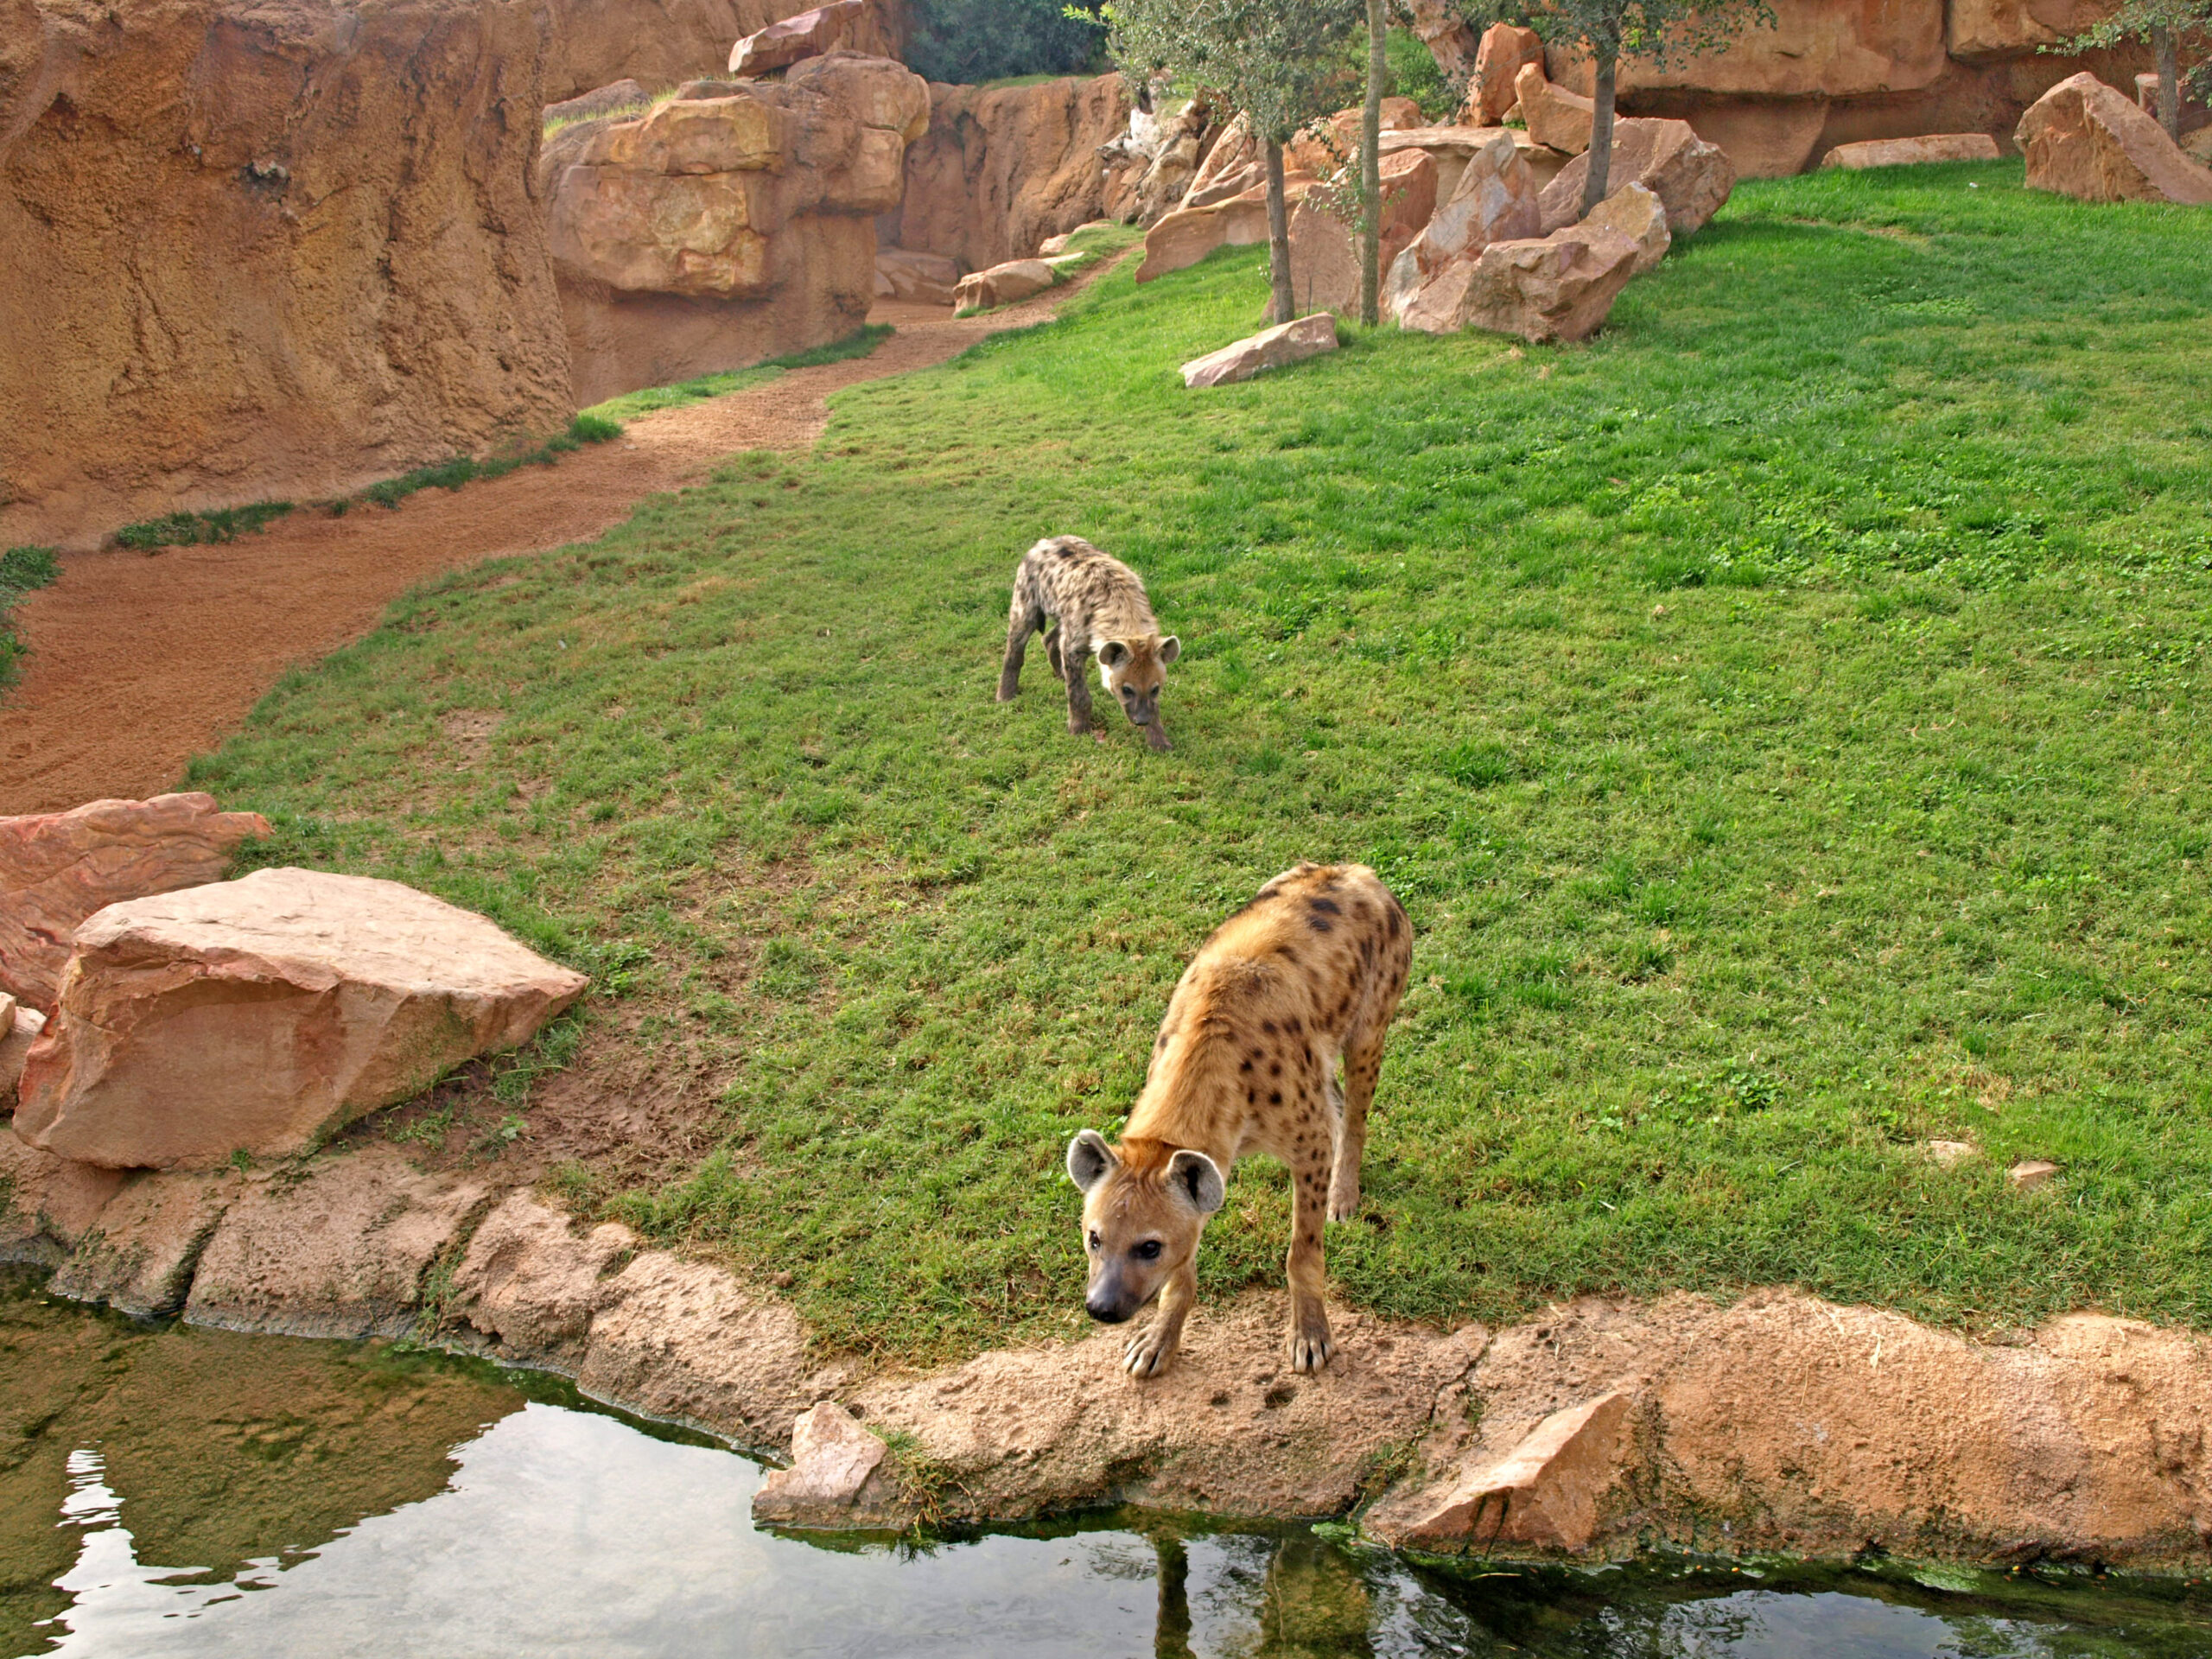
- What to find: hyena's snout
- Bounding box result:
[1084,1268,1142,1324]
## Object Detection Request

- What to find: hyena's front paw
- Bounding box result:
[1123,1324,1182,1380]
[1288,1301,1334,1374]
[1327,1173,1360,1224]
[995,675,1020,703]
[1143,724,1173,753]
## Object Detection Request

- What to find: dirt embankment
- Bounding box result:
[0,289,1084,819]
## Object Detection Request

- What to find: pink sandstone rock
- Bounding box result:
[1184,111,1262,208]
[0,1127,126,1266]
[1823,132,2004,168]
[49,1166,238,1318]
[1282,149,1440,316]
[1384,131,1542,330]
[1404,0,1479,83]
[752,1402,900,1527]
[1453,221,1644,343]
[1179,314,1339,389]
[1950,0,2121,61]
[952,257,1056,315]
[1136,181,1306,283]
[728,0,863,77]
[1580,181,1671,275]
[874,245,959,305]
[1516,63,1593,156]
[1468,23,1545,126]
[1383,1389,1633,1552]
[449,1189,639,1371]
[2016,73,2212,204]
[14,868,589,1170]
[1679,99,1829,180]
[0,793,270,1008]
[1540,118,1736,236]
[0,995,44,1097]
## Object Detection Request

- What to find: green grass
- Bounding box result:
[346,415,623,512]
[0,544,60,689]
[189,162,2212,1366]
[582,325,897,424]
[116,501,295,550]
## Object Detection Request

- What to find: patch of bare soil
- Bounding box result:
[0,277,1116,817]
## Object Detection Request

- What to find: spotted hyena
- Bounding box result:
[1065,862,1413,1378]
[996,535,1180,751]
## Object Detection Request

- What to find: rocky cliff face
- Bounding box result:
[0,0,575,549]
[537,0,904,105]
[880,73,1133,271]
[540,53,930,406]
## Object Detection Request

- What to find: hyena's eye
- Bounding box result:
[1134,1239,1163,1261]
[1088,1230,1102,1252]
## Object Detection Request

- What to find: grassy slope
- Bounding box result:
[191,163,2212,1364]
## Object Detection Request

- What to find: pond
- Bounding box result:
[4,1274,2209,1658]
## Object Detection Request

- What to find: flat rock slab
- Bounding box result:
[1823,133,2001,169]
[49,1167,238,1317]
[952,257,1056,315]
[752,1402,902,1529]
[1516,65,1592,156]
[728,0,861,77]
[0,792,268,1007]
[184,1144,488,1338]
[448,1188,638,1371]
[2018,72,2212,205]
[15,867,588,1170]
[1180,314,1338,388]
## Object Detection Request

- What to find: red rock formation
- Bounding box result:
[880,73,1135,271]
[0,0,575,550]
[537,0,904,104]
[2018,71,2212,201]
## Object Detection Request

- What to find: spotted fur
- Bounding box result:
[1066,862,1414,1378]
[996,535,1180,751]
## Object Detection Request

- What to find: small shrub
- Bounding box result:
[115,501,294,550]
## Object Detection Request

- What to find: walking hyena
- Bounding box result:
[996,535,1180,752]
[1065,862,1413,1378]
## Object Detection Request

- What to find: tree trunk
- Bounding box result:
[1581,48,1618,217]
[1359,0,1386,325]
[2153,25,2180,140]
[1263,139,1294,325]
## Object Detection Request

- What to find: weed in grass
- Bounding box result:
[116,501,294,550]
[191,162,2212,1364]
[0,544,60,690]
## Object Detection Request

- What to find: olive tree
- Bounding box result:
[1103,0,1362,322]
[2063,1,2211,138]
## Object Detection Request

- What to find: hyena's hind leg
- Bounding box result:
[998,591,1046,702]
[1044,626,1065,683]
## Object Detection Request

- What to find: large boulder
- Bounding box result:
[0,793,269,1008]
[1516,64,1593,156]
[537,0,902,105]
[541,54,931,405]
[1580,181,1670,274]
[1184,111,1262,207]
[13,868,589,1170]
[1467,23,1545,125]
[1383,132,1541,330]
[1135,186,1287,283]
[951,257,1056,315]
[874,245,959,305]
[1421,220,1644,343]
[1948,0,2114,61]
[2016,71,2212,203]
[0,995,46,1097]
[1539,118,1735,235]
[1282,149,1440,316]
[0,0,575,550]
[1675,99,1831,179]
[882,74,1136,272]
[1822,132,2002,168]
[1180,315,1338,389]
[728,0,863,77]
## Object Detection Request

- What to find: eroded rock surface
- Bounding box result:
[1135,188,1280,284]
[728,0,862,77]
[1823,132,2003,167]
[49,1167,238,1317]
[182,1145,486,1338]
[448,1189,637,1370]
[2017,71,2212,203]
[885,74,1136,271]
[1468,23,1545,125]
[752,1402,902,1528]
[0,1128,125,1267]
[952,257,1057,315]
[0,998,44,1096]
[543,54,931,404]
[1581,181,1670,274]
[1383,131,1541,331]
[1283,149,1439,316]
[874,245,959,304]
[1516,64,1593,156]
[0,793,269,1008]
[1447,221,1643,343]
[16,868,588,1170]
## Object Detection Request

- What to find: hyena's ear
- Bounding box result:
[1097,640,1132,669]
[1165,1148,1225,1216]
[1158,636,1180,665]
[1067,1129,1120,1193]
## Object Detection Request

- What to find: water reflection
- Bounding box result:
[7,1281,2212,1659]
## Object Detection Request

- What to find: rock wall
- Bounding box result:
[0,0,575,550]
[540,54,930,406]
[538,0,905,105]
[1531,0,2150,178]
[878,73,1134,271]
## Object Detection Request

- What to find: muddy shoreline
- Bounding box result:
[5,1129,2209,1574]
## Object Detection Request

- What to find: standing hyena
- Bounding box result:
[1065,862,1413,1377]
[996,535,1180,752]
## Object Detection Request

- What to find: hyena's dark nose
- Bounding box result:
[1086,1290,1131,1324]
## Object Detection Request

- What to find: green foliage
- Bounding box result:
[2060,2,2212,110]
[0,544,60,690]
[353,416,624,512]
[1382,26,1458,122]
[115,501,295,550]
[191,163,2212,1367]
[1102,0,1361,141]
[906,0,1105,84]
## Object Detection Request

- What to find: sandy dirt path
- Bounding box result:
[1,280,1108,817]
